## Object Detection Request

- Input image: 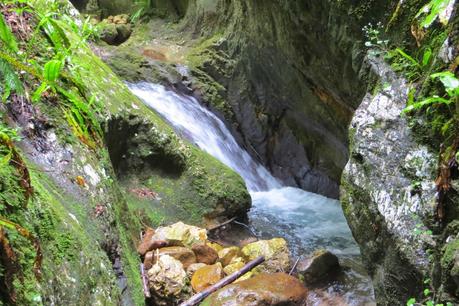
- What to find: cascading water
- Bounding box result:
[128,82,374,305]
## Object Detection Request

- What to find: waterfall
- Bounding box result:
[128,82,373,305]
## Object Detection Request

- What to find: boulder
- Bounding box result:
[186,263,207,278]
[218,246,240,266]
[157,246,197,269]
[147,255,190,305]
[191,262,224,292]
[201,273,307,306]
[99,21,118,45]
[137,228,167,256]
[297,249,340,284]
[137,227,155,256]
[115,24,132,43]
[113,14,129,24]
[207,242,224,253]
[152,222,207,248]
[223,259,244,276]
[192,243,218,265]
[241,238,290,273]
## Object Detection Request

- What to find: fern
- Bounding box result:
[0,13,18,52]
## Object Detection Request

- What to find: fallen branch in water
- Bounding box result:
[289,257,301,275]
[207,217,237,232]
[179,256,265,306]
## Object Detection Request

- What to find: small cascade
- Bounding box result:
[128,82,374,305]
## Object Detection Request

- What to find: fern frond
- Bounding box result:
[0,58,24,100]
[0,14,19,52]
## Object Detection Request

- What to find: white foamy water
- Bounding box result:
[128,82,374,305]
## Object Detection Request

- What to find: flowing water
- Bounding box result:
[128,82,375,305]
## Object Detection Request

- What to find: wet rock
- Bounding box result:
[112,14,129,24]
[144,251,155,270]
[218,246,240,266]
[297,249,340,284]
[207,242,224,253]
[157,246,197,269]
[191,262,224,292]
[192,243,218,265]
[115,24,132,43]
[223,258,245,275]
[137,227,156,256]
[152,222,207,248]
[201,273,307,306]
[147,255,190,305]
[186,263,207,278]
[241,238,290,273]
[99,21,118,45]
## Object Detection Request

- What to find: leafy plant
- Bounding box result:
[131,0,152,23]
[0,13,24,100]
[416,0,454,28]
[404,71,459,113]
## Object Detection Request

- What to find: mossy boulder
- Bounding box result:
[241,238,290,274]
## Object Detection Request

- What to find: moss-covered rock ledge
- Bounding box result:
[0,0,249,304]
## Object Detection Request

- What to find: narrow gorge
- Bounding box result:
[0,0,458,305]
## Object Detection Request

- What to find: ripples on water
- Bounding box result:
[128,82,375,305]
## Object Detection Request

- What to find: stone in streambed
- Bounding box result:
[192,243,219,264]
[207,242,224,253]
[191,262,224,292]
[157,246,197,269]
[137,228,167,256]
[152,222,207,248]
[201,272,308,306]
[297,249,340,284]
[186,263,207,278]
[218,246,240,266]
[147,255,190,305]
[137,227,155,256]
[241,238,290,273]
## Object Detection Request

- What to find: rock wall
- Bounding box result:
[341,56,437,304]
[0,1,250,304]
[177,0,398,198]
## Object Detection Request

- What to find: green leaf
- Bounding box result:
[424,288,431,296]
[431,71,459,96]
[0,58,24,99]
[406,298,416,306]
[395,48,420,67]
[0,14,18,52]
[32,82,50,103]
[422,48,432,67]
[43,59,62,83]
[403,96,450,113]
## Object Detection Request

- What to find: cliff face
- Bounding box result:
[0,1,250,304]
[105,0,458,304]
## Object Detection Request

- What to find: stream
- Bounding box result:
[128,82,375,305]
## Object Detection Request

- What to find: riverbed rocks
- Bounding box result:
[297,249,340,284]
[241,238,290,273]
[201,273,308,306]
[191,262,224,292]
[218,246,240,266]
[147,255,191,305]
[138,222,300,303]
[98,14,132,45]
[152,222,208,247]
[192,243,218,264]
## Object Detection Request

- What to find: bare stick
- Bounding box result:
[207,217,237,232]
[179,256,265,306]
[140,264,151,298]
[289,257,301,275]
